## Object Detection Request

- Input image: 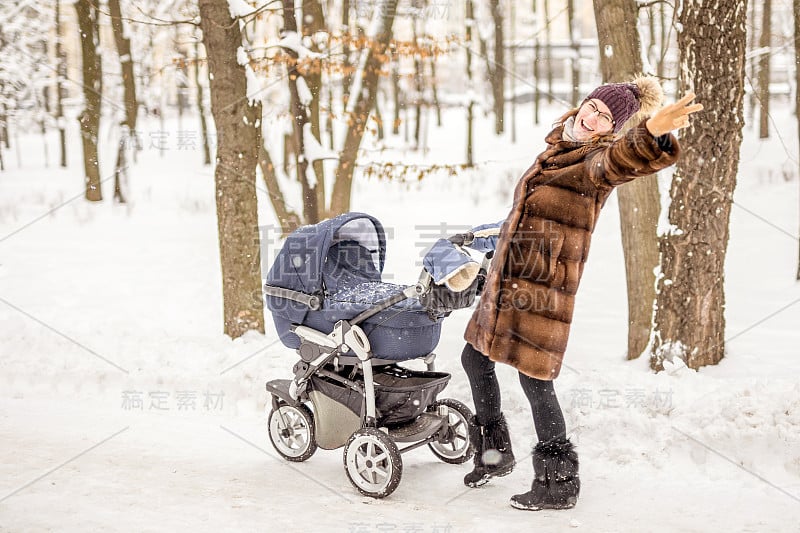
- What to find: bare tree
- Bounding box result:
[280,0,319,223]
[567,0,580,107]
[412,10,423,148]
[330,0,399,215]
[198,0,265,338]
[193,35,211,166]
[302,0,328,216]
[341,0,353,96]
[55,0,67,168]
[108,0,138,134]
[532,0,541,124]
[75,0,103,201]
[465,0,475,166]
[544,0,553,104]
[758,0,771,139]
[593,0,662,361]
[108,0,138,204]
[490,0,504,134]
[795,0,800,280]
[0,84,8,150]
[391,49,402,135]
[651,0,748,371]
[509,0,516,142]
[429,52,442,127]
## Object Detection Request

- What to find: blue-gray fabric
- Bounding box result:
[266,212,444,360]
[423,239,479,286]
[468,221,503,253]
[265,212,386,326]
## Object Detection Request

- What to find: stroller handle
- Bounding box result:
[264,284,322,310]
[349,272,431,326]
[447,232,474,247]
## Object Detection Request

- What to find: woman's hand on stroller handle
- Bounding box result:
[447,232,475,247]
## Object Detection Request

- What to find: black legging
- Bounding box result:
[461,342,566,443]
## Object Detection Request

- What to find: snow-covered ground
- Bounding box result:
[1,101,799,532]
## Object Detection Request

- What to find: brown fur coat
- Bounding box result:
[464,115,680,380]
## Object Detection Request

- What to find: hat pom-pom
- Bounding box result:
[632,75,663,115]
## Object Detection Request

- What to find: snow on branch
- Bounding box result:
[227,0,276,19]
[302,123,338,164]
[275,31,323,60]
[236,46,264,105]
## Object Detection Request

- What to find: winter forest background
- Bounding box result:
[1,0,799,531]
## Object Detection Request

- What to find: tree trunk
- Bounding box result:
[75,0,103,201]
[465,0,475,166]
[374,98,386,140]
[510,0,516,143]
[646,5,656,74]
[758,0,771,139]
[302,0,327,217]
[40,38,50,168]
[429,56,442,127]
[341,0,352,97]
[533,1,541,125]
[281,0,318,224]
[0,82,9,151]
[55,0,67,168]
[194,37,212,166]
[490,0,505,134]
[795,0,800,280]
[391,50,401,135]
[658,2,669,80]
[259,144,301,235]
[113,126,128,203]
[593,0,662,361]
[413,16,422,148]
[567,0,580,107]
[108,0,138,133]
[330,0,398,216]
[651,0,747,371]
[199,0,265,339]
[108,0,136,203]
[544,0,553,103]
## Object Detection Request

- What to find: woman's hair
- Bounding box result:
[552,107,579,129]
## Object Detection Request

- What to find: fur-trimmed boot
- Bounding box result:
[464,414,515,487]
[510,437,579,511]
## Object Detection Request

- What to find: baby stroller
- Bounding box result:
[263,212,496,498]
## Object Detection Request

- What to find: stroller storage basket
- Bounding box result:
[310,366,451,426]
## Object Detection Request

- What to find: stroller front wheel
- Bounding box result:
[268,402,317,462]
[427,398,474,464]
[343,428,403,498]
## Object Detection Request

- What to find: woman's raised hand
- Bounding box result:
[646,93,704,136]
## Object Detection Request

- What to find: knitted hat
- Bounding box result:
[586,76,663,132]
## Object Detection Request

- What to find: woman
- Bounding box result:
[460,76,702,511]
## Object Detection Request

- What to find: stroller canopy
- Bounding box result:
[266,212,388,325]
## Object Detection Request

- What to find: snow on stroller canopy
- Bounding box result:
[265,213,387,323]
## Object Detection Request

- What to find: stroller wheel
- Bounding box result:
[427,398,474,464]
[343,428,403,498]
[267,403,317,462]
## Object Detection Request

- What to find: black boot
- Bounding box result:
[510,437,579,511]
[464,414,515,487]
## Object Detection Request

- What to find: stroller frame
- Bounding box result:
[265,269,476,498]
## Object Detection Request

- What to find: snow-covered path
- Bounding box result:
[2,393,798,533]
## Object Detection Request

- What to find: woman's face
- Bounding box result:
[573,99,615,141]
